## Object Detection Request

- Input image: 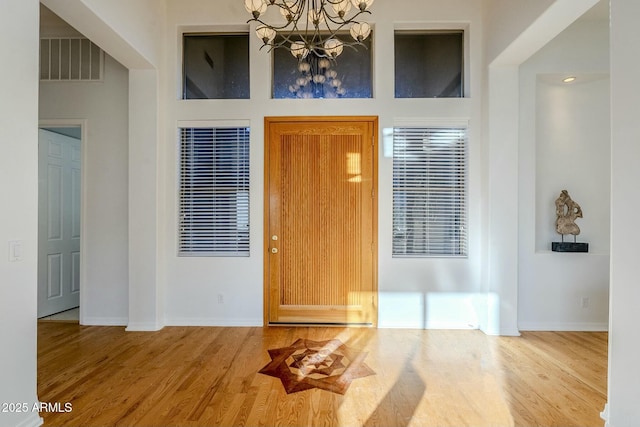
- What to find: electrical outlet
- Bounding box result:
[217,294,224,304]
[581,296,590,309]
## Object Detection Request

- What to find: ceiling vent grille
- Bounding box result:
[40,37,104,81]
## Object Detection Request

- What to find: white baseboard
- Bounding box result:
[125,321,164,331]
[165,317,263,327]
[519,322,609,332]
[480,326,521,336]
[81,316,128,326]
[80,317,263,329]
[600,403,609,427]
[13,412,43,427]
[378,320,477,330]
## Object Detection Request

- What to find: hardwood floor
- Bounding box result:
[37,323,607,427]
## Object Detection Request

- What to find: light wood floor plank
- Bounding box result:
[37,324,607,427]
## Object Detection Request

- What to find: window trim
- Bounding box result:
[180,30,251,100]
[393,23,469,98]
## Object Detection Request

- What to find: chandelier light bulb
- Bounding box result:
[318,58,331,70]
[308,8,325,26]
[350,22,371,42]
[256,26,277,44]
[351,0,374,12]
[244,0,267,18]
[290,41,310,59]
[279,1,299,22]
[332,0,352,18]
[298,62,311,73]
[323,38,344,58]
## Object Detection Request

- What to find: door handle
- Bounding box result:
[271,247,278,254]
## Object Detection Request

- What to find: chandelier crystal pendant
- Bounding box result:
[244,0,374,59]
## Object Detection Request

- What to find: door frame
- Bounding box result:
[263,116,379,326]
[38,119,88,324]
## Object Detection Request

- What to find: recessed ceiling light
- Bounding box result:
[563,76,577,83]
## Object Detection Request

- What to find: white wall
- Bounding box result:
[518,13,610,331]
[37,0,611,334]
[0,1,43,426]
[41,1,168,330]
[39,44,130,324]
[41,0,163,70]
[81,0,164,67]
[607,0,640,424]
[481,0,599,335]
[162,0,485,328]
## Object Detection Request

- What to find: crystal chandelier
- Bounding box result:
[243,0,374,60]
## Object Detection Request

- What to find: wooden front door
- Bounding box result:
[265,117,378,326]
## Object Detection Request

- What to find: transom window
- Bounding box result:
[182,34,250,99]
[394,31,464,98]
[272,35,373,99]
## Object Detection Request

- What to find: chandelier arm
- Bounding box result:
[247,18,299,32]
[320,16,349,33]
[320,11,372,37]
[275,32,304,47]
[319,2,372,21]
[276,0,304,24]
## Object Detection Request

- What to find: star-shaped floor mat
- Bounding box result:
[259,338,375,394]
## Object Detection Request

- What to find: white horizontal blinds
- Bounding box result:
[40,38,103,81]
[393,126,468,257]
[179,127,250,256]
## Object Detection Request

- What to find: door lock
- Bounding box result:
[271,235,278,241]
[271,247,278,254]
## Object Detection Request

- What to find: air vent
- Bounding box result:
[40,37,104,81]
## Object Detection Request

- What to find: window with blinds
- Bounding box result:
[179,127,250,256]
[393,126,468,257]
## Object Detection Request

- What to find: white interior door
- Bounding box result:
[38,129,81,318]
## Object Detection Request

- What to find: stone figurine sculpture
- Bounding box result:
[555,189,583,239]
[552,190,588,252]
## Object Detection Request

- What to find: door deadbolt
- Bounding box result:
[271,235,278,241]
